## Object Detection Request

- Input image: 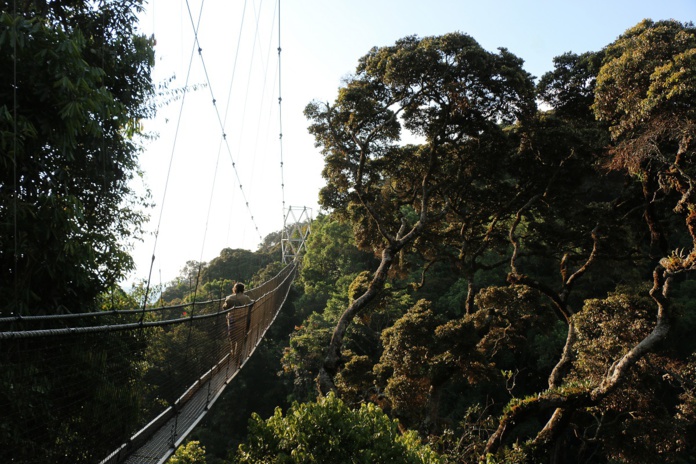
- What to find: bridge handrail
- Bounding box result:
[0,306,236,339]
[0,262,296,338]
[0,298,222,324]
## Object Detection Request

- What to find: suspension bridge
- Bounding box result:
[0,263,296,463]
[1,0,311,463]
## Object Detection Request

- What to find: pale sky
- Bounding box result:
[128,0,695,287]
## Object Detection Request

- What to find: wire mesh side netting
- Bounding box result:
[0,262,297,464]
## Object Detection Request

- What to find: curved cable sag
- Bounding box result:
[184,0,264,245]
[0,262,295,339]
[141,0,206,312]
[0,300,213,324]
[220,0,249,244]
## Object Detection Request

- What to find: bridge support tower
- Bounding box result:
[282,206,312,263]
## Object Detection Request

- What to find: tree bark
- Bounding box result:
[317,139,434,395]
[531,408,572,462]
[548,321,577,389]
[316,245,397,395]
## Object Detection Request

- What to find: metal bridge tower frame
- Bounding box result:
[282,206,312,263]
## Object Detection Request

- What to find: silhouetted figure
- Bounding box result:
[224,282,254,368]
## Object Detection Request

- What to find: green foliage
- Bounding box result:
[373,286,564,438]
[594,19,696,142]
[572,289,655,378]
[537,51,604,122]
[563,287,696,462]
[144,321,222,404]
[291,19,696,464]
[0,1,155,314]
[592,20,696,232]
[281,214,381,401]
[0,3,159,462]
[201,279,235,301]
[171,441,207,464]
[306,32,536,259]
[281,272,355,401]
[4,14,695,464]
[670,279,696,355]
[202,248,275,287]
[288,20,696,464]
[250,260,289,288]
[158,250,280,306]
[237,392,441,463]
[297,214,377,315]
[377,300,445,426]
[474,286,564,375]
[0,327,153,463]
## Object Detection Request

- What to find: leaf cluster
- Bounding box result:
[237,392,440,463]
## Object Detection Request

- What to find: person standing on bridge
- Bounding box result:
[224,282,254,367]
[223,282,254,311]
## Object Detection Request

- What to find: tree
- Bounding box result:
[301,21,696,464]
[0,3,157,462]
[201,248,275,286]
[594,19,696,252]
[171,441,207,464]
[537,51,604,122]
[237,392,440,463]
[0,0,155,314]
[483,20,696,462]
[306,32,536,394]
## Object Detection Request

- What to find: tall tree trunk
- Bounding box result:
[317,246,397,395]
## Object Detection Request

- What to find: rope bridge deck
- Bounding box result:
[0,262,297,464]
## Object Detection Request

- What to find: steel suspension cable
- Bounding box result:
[184,0,264,246]
[223,0,266,247]
[182,0,213,306]
[141,0,206,312]
[12,0,18,314]
[219,0,249,244]
[277,0,287,230]
[188,0,259,306]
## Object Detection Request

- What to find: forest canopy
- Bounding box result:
[2,5,696,464]
[280,18,696,464]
